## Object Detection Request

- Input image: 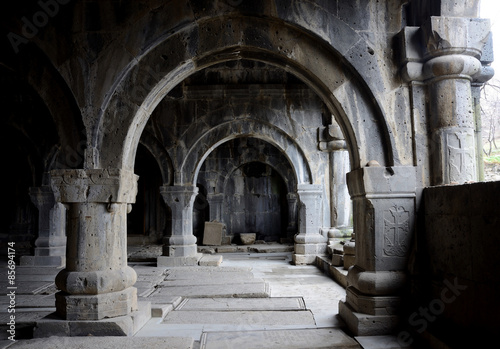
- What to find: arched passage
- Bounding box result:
[94,15,396,173]
[195,137,299,244]
[182,119,312,186]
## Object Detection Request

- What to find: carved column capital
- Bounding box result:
[50,169,138,204]
[421,16,490,60]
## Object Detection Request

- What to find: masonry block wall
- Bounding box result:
[410,182,500,346]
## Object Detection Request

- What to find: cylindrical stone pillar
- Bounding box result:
[425,54,481,185]
[50,169,138,321]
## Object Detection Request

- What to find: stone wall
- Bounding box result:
[410,182,500,346]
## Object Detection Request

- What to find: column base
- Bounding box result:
[157,253,202,267]
[20,255,65,268]
[339,300,399,336]
[34,302,151,337]
[55,287,137,321]
[293,243,327,265]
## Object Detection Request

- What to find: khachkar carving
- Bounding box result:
[50,169,138,321]
[399,17,491,185]
[383,205,410,257]
[447,130,475,183]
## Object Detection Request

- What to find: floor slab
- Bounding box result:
[8,336,194,349]
[200,328,361,349]
[162,310,316,327]
[176,297,306,311]
[151,283,270,298]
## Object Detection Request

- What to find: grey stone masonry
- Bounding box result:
[50,169,139,320]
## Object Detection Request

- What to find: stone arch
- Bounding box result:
[95,15,396,173]
[139,131,174,185]
[180,119,312,186]
[217,151,297,196]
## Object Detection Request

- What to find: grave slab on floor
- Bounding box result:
[159,277,264,287]
[9,336,194,349]
[200,328,361,349]
[162,310,316,327]
[176,297,306,311]
[149,283,270,298]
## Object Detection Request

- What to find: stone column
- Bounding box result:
[319,124,353,263]
[422,17,490,185]
[286,193,298,241]
[207,193,224,222]
[50,169,138,321]
[158,185,200,266]
[20,185,66,267]
[292,184,327,265]
[339,165,416,335]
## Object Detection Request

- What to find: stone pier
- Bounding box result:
[158,185,201,267]
[50,169,139,322]
[292,184,328,265]
[20,184,66,267]
[339,165,416,335]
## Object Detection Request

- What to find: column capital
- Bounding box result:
[399,18,492,82]
[422,17,490,60]
[50,169,138,204]
[347,165,417,200]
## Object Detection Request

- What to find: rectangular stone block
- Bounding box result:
[203,222,225,245]
[198,254,223,266]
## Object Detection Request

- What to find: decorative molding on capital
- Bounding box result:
[422,17,491,59]
[399,19,492,83]
[50,169,138,204]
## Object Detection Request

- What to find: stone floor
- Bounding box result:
[0,250,406,348]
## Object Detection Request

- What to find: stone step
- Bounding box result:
[176,297,306,311]
[200,328,361,349]
[162,310,316,327]
[8,336,194,349]
[149,282,270,299]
